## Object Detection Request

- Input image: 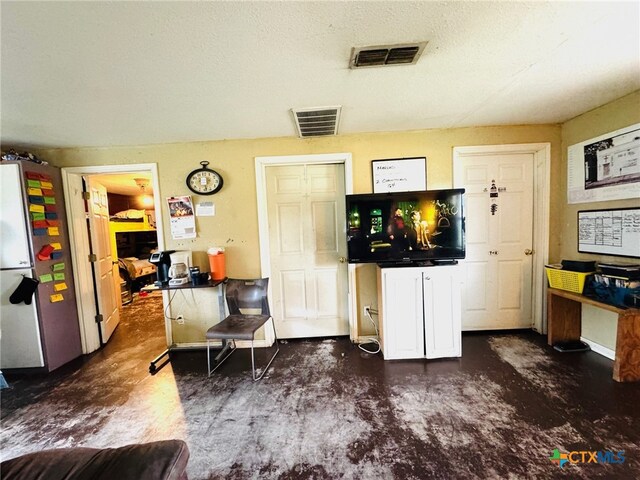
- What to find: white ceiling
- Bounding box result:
[1,1,639,149]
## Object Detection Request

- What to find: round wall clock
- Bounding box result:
[186,161,223,195]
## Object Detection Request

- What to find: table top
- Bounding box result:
[547,288,637,315]
[141,277,226,292]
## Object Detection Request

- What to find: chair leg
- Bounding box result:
[207,340,211,377]
[208,339,237,377]
[251,317,280,381]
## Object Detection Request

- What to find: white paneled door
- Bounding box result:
[266,164,349,338]
[455,152,534,330]
[86,178,120,343]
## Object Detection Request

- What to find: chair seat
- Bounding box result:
[206,314,271,340]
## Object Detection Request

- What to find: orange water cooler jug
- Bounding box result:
[208,250,226,280]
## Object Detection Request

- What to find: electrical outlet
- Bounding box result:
[363,305,371,317]
[176,314,185,324]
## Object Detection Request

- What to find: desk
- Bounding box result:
[144,278,227,373]
[547,288,640,382]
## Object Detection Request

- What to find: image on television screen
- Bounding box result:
[346,189,465,264]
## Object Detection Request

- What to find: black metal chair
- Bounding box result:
[206,278,279,381]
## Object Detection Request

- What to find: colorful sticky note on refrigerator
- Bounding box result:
[41,188,54,196]
[33,228,47,236]
[25,172,41,180]
[50,252,63,260]
[47,227,59,236]
[54,282,68,292]
[29,204,45,213]
[45,212,58,220]
[28,187,43,196]
[27,179,42,188]
[46,220,59,227]
[29,196,45,204]
[31,212,46,221]
[44,197,56,205]
[39,274,53,283]
[53,273,65,281]
[33,220,48,229]
[44,205,56,213]
[40,181,53,188]
[50,294,64,303]
[52,262,65,271]
[51,243,62,250]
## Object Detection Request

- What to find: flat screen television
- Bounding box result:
[346,188,465,265]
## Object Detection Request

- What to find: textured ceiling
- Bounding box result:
[1,1,639,149]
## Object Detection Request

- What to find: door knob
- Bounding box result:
[525,249,533,256]
[339,257,347,263]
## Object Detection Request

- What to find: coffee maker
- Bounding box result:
[149,250,175,286]
[168,251,192,286]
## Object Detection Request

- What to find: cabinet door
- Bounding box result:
[379,268,424,359]
[423,266,462,359]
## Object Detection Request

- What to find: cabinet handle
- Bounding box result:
[425,276,431,280]
[524,249,533,255]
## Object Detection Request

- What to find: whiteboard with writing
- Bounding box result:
[372,157,426,193]
[578,208,640,258]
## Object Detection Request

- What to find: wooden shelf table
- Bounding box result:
[547,288,640,382]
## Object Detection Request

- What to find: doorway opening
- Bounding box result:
[89,172,159,307]
[62,164,166,354]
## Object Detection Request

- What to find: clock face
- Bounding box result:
[186,164,223,195]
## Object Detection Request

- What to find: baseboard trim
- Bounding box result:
[580,337,615,361]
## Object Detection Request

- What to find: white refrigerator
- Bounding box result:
[0,161,82,371]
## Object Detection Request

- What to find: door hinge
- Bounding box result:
[95,314,103,323]
[82,191,91,200]
[88,253,97,262]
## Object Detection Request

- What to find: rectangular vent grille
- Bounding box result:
[291,106,341,138]
[350,42,427,69]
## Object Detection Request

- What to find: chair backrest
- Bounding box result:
[225,278,270,316]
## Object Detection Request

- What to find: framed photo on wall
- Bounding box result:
[567,123,640,204]
[372,157,427,193]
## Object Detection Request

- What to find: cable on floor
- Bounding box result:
[359,307,381,355]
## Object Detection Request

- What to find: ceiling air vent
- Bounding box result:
[291,106,341,138]
[349,42,427,69]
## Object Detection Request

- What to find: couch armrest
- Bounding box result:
[1,439,189,480]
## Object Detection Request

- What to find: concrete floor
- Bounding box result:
[1,295,639,479]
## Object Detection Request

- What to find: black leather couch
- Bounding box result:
[0,439,189,480]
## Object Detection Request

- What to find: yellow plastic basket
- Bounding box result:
[545,268,593,294]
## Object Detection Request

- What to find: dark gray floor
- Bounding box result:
[1,295,639,479]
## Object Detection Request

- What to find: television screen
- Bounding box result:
[346,189,465,265]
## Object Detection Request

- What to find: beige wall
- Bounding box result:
[558,90,640,349]
[39,124,562,337]
[25,91,640,345]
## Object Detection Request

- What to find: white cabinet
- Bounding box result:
[377,265,462,360]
